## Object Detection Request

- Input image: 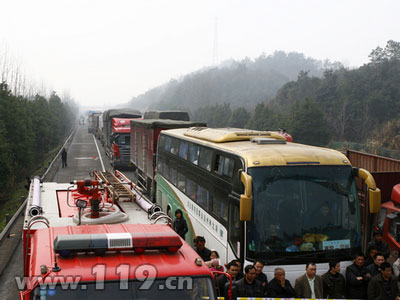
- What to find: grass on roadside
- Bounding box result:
[0,146,60,231]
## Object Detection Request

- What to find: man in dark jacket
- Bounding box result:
[173,209,188,240]
[254,260,268,293]
[365,245,379,267]
[216,261,239,297]
[233,260,244,280]
[366,252,385,279]
[294,262,324,298]
[235,265,264,297]
[367,262,400,300]
[193,236,211,262]
[368,231,390,259]
[322,260,346,298]
[267,267,295,298]
[346,253,369,299]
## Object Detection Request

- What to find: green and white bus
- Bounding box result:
[155,127,381,282]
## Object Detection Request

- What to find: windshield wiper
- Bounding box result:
[259,248,353,265]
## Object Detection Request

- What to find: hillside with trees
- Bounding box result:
[0,84,77,202]
[262,40,400,151]
[132,41,400,157]
[129,51,342,111]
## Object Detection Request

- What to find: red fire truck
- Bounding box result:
[20,173,218,299]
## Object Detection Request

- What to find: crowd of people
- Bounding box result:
[191,231,400,299]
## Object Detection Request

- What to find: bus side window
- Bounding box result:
[215,155,225,174]
[169,167,177,186]
[223,157,234,177]
[188,143,199,165]
[163,160,169,180]
[177,171,186,192]
[171,138,180,155]
[197,185,211,210]
[229,203,240,255]
[213,189,228,223]
[179,141,188,159]
[158,135,165,149]
[199,147,212,171]
[157,159,163,175]
[164,136,172,152]
[187,179,197,202]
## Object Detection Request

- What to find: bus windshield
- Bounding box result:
[247,165,361,264]
[31,276,216,300]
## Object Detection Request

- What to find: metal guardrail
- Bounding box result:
[0,124,77,244]
[0,198,27,244]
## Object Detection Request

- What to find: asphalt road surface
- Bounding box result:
[0,123,136,299]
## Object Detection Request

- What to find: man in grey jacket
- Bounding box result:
[294,262,324,298]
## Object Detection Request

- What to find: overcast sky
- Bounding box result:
[0,0,399,108]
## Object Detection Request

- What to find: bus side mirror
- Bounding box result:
[369,189,381,213]
[240,172,253,221]
[355,168,381,214]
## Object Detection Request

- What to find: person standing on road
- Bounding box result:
[61,148,68,168]
[173,209,188,240]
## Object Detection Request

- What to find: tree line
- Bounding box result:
[129,51,343,112]
[0,82,77,201]
[190,41,400,154]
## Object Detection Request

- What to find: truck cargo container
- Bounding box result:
[130,119,206,202]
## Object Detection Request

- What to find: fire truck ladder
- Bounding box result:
[97,171,135,202]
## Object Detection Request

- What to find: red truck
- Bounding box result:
[111,117,140,169]
[346,149,400,251]
[130,119,206,202]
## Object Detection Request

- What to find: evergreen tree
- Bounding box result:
[229,107,250,128]
[287,99,331,146]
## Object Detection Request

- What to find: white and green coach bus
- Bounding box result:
[155,127,381,282]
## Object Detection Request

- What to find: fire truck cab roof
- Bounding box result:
[28,223,211,283]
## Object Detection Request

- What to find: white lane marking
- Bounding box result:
[75,157,99,160]
[92,135,105,171]
[71,143,93,145]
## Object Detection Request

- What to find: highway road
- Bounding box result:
[0,123,135,299]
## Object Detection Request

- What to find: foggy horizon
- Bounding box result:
[1,0,399,107]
